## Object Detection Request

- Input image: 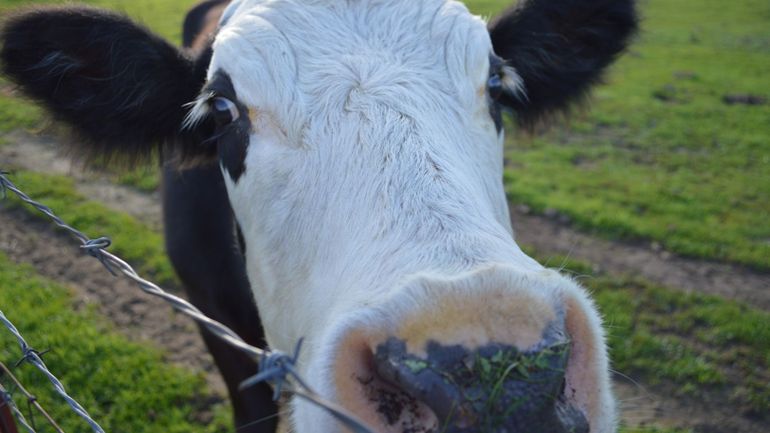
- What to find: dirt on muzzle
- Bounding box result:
[373,328,588,433]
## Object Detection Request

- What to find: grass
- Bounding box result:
[549,254,770,416]
[115,166,162,193]
[501,0,770,270]
[0,252,230,433]
[1,170,176,287]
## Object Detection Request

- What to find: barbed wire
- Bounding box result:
[1,361,65,433]
[0,312,105,433]
[1,380,36,433]
[0,170,375,433]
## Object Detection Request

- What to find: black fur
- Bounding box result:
[162,164,276,433]
[203,71,251,182]
[182,0,231,48]
[489,0,638,125]
[169,2,277,431]
[0,6,212,162]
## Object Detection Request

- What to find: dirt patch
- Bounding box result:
[0,131,162,230]
[510,206,770,310]
[722,94,767,106]
[614,380,767,433]
[0,207,226,398]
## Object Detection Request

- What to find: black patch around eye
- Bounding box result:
[203,71,251,182]
[235,220,246,257]
[489,101,503,133]
[488,55,505,133]
[218,117,250,182]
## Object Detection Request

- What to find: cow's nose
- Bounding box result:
[372,322,589,433]
[328,268,609,433]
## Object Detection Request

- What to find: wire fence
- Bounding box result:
[0,311,101,433]
[1,360,65,433]
[0,170,375,433]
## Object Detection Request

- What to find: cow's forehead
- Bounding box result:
[209,0,493,113]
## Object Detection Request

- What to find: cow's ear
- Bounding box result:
[489,0,638,125]
[1,6,214,162]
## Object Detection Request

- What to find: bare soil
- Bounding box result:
[2,132,769,432]
[510,205,770,310]
[0,208,227,397]
[1,131,162,229]
[613,380,767,433]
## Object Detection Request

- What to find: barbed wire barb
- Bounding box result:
[0,311,106,433]
[0,170,376,433]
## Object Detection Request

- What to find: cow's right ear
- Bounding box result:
[1,6,215,162]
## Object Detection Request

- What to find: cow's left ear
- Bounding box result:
[1,6,213,162]
[489,0,638,125]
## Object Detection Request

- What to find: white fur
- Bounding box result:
[202,0,616,431]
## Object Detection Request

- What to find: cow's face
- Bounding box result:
[1,1,636,431]
[182,1,620,431]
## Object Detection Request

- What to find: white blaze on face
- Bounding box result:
[208,0,616,432]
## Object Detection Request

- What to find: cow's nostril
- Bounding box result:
[333,331,440,433]
[372,331,589,433]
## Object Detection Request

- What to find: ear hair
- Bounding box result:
[489,0,638,126]
[500,64,528,103]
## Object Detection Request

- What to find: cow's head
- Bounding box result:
[1,1,636,432]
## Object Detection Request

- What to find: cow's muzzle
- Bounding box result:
[325,266,612,433]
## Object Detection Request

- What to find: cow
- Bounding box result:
[0,0,637,432]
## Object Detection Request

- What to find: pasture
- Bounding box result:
[0,1,767,432]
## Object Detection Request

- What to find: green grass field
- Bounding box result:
[0,252,230,433]
[1,0,768,432]
[503,0,770,270]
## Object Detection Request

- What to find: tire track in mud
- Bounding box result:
[2,133,769,432]
[509,205,770,310]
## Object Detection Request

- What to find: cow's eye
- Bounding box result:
[211,96,240,125]
[488,72,504,101]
